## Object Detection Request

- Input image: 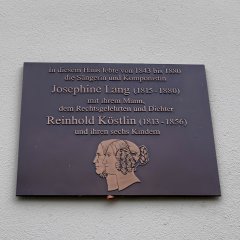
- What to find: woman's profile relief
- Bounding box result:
[93,139,149,191]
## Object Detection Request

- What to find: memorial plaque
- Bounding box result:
[16,63,220,196]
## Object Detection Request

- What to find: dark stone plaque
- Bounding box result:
[16,63,220,196]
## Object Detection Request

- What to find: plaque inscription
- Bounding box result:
[16,63,220,196]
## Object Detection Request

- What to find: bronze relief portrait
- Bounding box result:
[93,139,149,191]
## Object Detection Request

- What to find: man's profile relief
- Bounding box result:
[93,139,149,191]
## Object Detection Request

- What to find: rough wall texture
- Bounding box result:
[0,1,239,239]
